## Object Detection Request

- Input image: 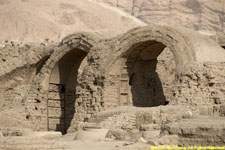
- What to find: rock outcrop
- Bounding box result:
[94,0,225,33]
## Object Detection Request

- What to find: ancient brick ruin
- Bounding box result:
[0,26,225,146]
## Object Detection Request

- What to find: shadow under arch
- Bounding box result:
[41,33,97,134]
[109,26,196,73]
[103,26,196,107]
[123,41,167,107]
[48,48,87,134]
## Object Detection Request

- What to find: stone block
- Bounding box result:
[139,124,160,131]
[74,128,109,141]
[142,130,160,140]
[106,129,128,140]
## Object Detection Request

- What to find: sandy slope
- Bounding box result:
[0,0,145,43]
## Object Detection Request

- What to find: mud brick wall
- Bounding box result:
[171,62,225,111]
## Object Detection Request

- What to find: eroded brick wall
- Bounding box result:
[171,62,225,110]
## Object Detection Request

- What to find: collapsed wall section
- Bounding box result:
[0,43,54,128]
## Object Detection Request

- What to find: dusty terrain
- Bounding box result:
[0,132,150,150]
[0,0,145,43]
[1,106,225,149]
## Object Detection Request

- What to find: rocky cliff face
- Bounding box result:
[94,0,225,33]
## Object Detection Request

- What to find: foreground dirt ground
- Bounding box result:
[1,114,225,149]
[0,133,150,150]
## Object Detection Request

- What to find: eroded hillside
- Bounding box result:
[94,0,225,33]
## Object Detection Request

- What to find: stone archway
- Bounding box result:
[47,48,87,133]
[26,33,98,132]
[102,26,196,108]
[103,41,173,107]
[122,41,168,107]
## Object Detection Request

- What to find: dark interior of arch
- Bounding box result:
[121,40,168,107]
[47,48,87,134]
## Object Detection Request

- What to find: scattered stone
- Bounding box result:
[135,137,146,143]
[142,130,161,140]
[106,129,128,140]
[156,135,179,146]
[147,140,158,146]
[140,124,160,131]
[74,129,109,141]
[123,142,134,146]
[182,111,193,119]
[45,38,49,42]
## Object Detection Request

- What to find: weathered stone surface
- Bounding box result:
[162,116,225,146]
[106,129,128,140]
[155,135,179,146]
[139,124,160,131]
[142,130,161,140]
[24,131,62,139]
[95,0,225,33]
[74,128,109,141]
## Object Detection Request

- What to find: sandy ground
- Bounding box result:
[0,132,151,150]
[66,140,150,150]
[64,133,150,150]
